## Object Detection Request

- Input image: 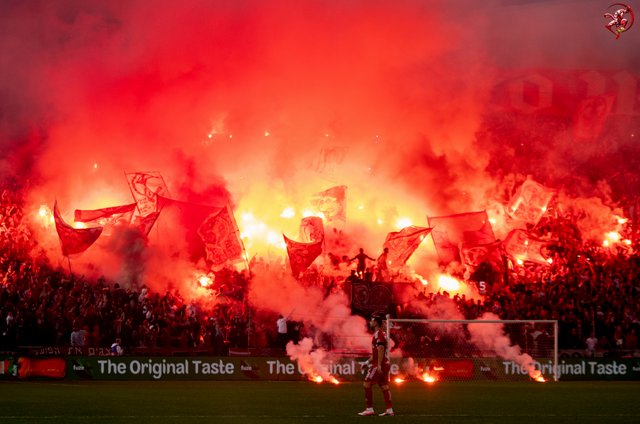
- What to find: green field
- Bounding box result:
[1,380,639,424]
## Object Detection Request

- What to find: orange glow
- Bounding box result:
[606,231,621,242]
[531,370,546,383]
[309,375,340,385]
[410,271,428,286]
[395,217,412,229]
[394,377,405,384]
[437,274,460,292]
[73,222,87,229]
[198,275,214,288]
[280,207,295,218]
[421,372,437,384]
[35,205,54,227]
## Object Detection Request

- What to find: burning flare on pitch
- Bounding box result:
[286,337,340,385]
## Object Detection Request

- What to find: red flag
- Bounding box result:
[74,203,137,222]
[74,203,136,236]
[283,234,323,278]
[460,240,505,275]
[299,216,324,242]
[506,179,555,225]
[503,229,549,265]
[125,171,169,217]
[383,226,432,268]
[197,206,244,267]
[310,185,346,224]
[132,211,160,236]
[428,211,495,265]
[53,201,103,256]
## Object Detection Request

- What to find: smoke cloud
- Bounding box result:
[1,1,638,327]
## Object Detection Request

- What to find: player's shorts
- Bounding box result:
[364,362,390,385]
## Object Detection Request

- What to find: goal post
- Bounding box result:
[386,319,558,382]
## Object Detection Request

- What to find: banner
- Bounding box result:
[6,357,67,379]
[490,69,639,116]
[53,201,103,256]
[310,185,346,224]
[351,282,393,315]
[1,354,633,381]
[74,203,136,236]
[132,211,160,236]
[506,179,555,225]
[197,206,244,267]
[283,234,323,278]
[126,171,169,218]
[74,203,137,223]
[573,94,616,140]
[383,226,432,268]
[503,229,549,265]
[299,216,324,242]
[460,240,505,276]
[428,211,495,265]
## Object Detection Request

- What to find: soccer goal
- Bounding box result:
[386,319,558,382]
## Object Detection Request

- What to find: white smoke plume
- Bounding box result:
[468,312,545,381]
[286,337,339,383]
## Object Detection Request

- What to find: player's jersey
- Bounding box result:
[371,329,390,366]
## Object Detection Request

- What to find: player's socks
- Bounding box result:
[382,388,392,409]
[365,386,373,408]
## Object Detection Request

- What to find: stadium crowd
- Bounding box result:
[1,184,639,358]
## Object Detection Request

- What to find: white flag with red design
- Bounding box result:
[506,179,555,225]
[310,185,346,224]
[503,229,549,265]
[125,171,169,218]
[383,226,432,268]
[197,206,244,266]
[428,211,496,265]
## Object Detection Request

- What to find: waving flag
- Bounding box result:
[428,211,495,265]
[197,206,244,267]
[299,216,324,242]
[126,171,169,218]
[74,203,136,236]
[74,203,137,223]
[460,240,505,275]
[283,234,323,279]
[383,226,432,268]
[311,185,346,224]
[506,179,555,225]
[503,229,549,265]
[53,201,103,256]
[132,211,161,236]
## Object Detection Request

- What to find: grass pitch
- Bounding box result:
[1,380,639,424]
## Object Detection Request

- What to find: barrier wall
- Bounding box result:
[2,356,640,381]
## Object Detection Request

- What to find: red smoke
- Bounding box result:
[1,1,638,350]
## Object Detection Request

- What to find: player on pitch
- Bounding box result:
[358,315,394,416]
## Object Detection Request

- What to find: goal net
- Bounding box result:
[386,319,558,382]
